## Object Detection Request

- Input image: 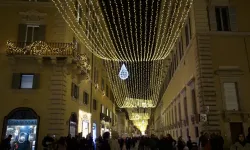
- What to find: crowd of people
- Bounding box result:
[1,129,250,150]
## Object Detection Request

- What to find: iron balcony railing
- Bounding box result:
[6,41,91,73]
[6,41,75,56]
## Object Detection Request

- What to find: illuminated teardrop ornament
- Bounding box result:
[119,64,129,80]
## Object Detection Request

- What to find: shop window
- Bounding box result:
[71,83,79,99]
[3,108,39,150]
[93,99,97,110]
[83,92,89,105]
[12,73,40,89]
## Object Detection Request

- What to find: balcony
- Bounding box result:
[6,41,91,79]
[7,41,74,57]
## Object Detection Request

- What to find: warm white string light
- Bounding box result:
[52,0,193,61]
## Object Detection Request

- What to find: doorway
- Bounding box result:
[69,113,78,137]
[92,123,97,142]
[230,122,243,143]
[2,107,39,150]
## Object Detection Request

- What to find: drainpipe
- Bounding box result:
[244,38,250,72]
[90,53,93,134]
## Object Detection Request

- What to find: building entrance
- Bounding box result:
[2,107,39,150]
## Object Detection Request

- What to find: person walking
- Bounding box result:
[230,134,250,150]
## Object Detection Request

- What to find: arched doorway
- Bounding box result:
[69,113,77,137]
[2,107,39,150]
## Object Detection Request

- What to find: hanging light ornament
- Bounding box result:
[119,64,129,80]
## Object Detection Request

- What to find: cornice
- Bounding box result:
[0,1,54,7]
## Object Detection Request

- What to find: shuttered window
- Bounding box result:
[12,73,40,89]
[191,89,198,114]
[93,99,97,110]
[106,85,109,97]
[209,6,237,31]
[178,102,181,121]
[18,24,46,44]
[83,92,89,105]
[223,82,239,111]
[101,104,105,113]
[71,83,79,99]
[101,78,104,91]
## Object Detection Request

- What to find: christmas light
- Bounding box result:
[51,0,193,61]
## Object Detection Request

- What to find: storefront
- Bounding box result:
[2,107,39,150]
[100,120,111,136]
[92,123,97,142]
[78,110,91,138]
[69,113,78,137]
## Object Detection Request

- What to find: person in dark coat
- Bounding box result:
[1,135,12,150]
[100,132,111,150]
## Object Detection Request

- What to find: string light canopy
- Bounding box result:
[104,59,167,108]
[51,0,193,62]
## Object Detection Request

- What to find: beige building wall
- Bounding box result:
[0,0,116,150]
[154,0,250,148]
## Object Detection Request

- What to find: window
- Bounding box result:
[12,73,40,89]
[178,102,181,121]
[191,89,198,114]
[101,105,105,113]
[93,99,97,110]
[178,38,184,60]
[185,17,192,47]
[175,105,177,123]
[106,85,109,97]
[94,68,99,84]
[184,96,188,121]
[223,82,239,111]
[21,75,34,89]
[74,0,82,24]
[187,128,189,136]
[26,26,39,43]
[110,111,112,118]
[101,78,104,91]
[83,92,89,105]
[106,108,109,116]
[195,127,199,138]
[71,83,79,99]
[215,7,230,31]
[18,24,46,44]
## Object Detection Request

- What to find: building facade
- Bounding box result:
[0,0,116,150]
[154,0,250,148]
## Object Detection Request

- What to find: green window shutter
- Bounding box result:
[208,6,217,31]
[32,74,40,89]
[11,73,21,89]
[18,24,27,43]
[71,83,74,97]
[229,6,237,31]
[76,86,79,99]
[38,25,46,41]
